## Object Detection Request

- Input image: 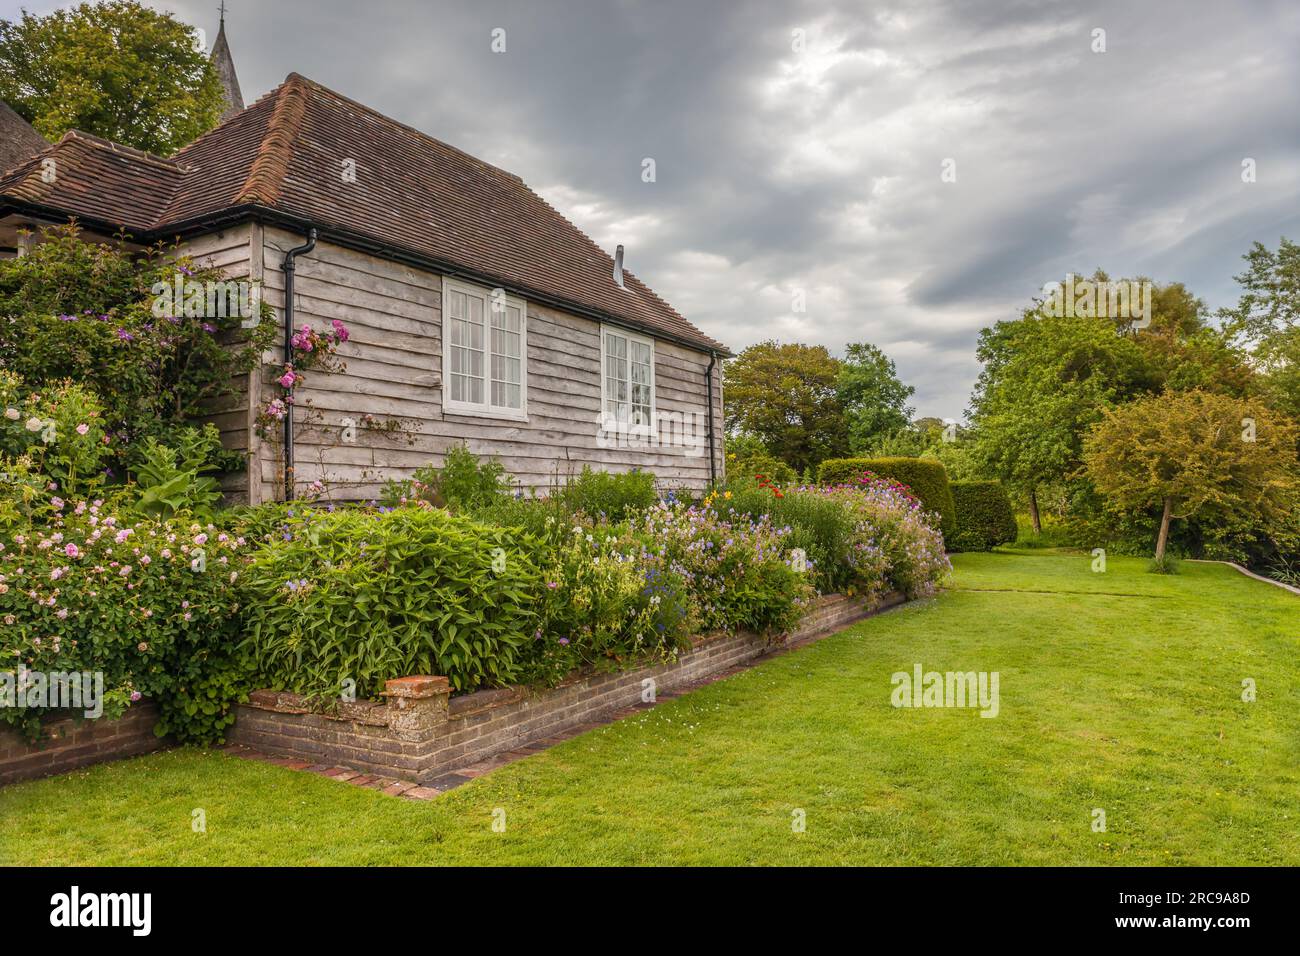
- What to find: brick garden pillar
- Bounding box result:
[381,676,449,740]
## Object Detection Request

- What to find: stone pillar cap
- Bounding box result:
[382,676,449,698]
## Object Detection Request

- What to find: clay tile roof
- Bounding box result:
[0,101,49,175]
[0,73,727,355]
[0,130,186,232]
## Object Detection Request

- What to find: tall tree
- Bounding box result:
[1083,390,1297,562]
[0,1,222,156]
[1219,238,1300,420]
[836,342,915,454]
[969,307,1154,530]
[723,341,847,474]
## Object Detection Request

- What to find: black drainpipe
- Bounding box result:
[704,350,718,486]
[281,228,317,500]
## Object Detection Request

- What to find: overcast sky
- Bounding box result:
[8,0,1298,419]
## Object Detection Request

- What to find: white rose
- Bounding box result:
[3,408,18,420]
[24,417,42,431]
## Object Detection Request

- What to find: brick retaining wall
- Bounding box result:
[228,591,903,784]
[0,701,163,786]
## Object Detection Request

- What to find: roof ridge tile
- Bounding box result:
[236,76,309,206]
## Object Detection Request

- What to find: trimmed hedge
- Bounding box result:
[950,480,1018,552]
[817,456,956,538]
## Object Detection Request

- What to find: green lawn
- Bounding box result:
[3,550,1297,866]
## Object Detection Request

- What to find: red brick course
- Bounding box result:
[0,702,164,786]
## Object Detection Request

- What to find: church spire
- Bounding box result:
[211,3,244,122]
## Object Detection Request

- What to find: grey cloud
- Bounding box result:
[116,0,1300,417]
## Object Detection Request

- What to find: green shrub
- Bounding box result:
[554,466,657,522]
[0,504,249,743]
[241,507,541,698]
[627,501,815,634]
[128,425,225,520]
[714,481,858,593]
[381,443,513,512]
[724,434,798,486]
[469,495,572,547]
[817,456,956,538]
[525,525,695,684]
[949,480,1018,552]
[1,372,109,506]
[0,223,273,476]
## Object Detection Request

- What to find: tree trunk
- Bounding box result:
[1028,487,1042,534]
[1155,496,1174,561]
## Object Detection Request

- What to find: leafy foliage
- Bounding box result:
[1219,238,1300,421]
[0,1,223,155]
[1083,390,1298,561]
[0,372,108,511]
[381,443,513,512]
[836,342,916,454]
[713,477,950,598]
[949,480,1018,552]
[552,466,656,522]
[129,426,224,520]
[241,507,542,698]
[0,504,248,743]
[0,224,273,476]
[723,341,848,474]
[724,433,798,486]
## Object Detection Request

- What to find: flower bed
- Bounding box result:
[3,456,951,763]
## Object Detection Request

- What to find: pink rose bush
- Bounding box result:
[0,503,249,743]
[255,321,350,439]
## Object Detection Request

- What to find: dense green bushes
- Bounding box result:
[0,224,273,476]
[241,507,541,698]
[949,481,1018,551]
[0,503,249,742]
[817,456,956,538]
[552,467,657,522]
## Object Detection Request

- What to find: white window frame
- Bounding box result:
[600,324,657,436]
[441,276,528,422]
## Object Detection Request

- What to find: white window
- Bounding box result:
[442,277,527,420]
[601,325,655,432]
